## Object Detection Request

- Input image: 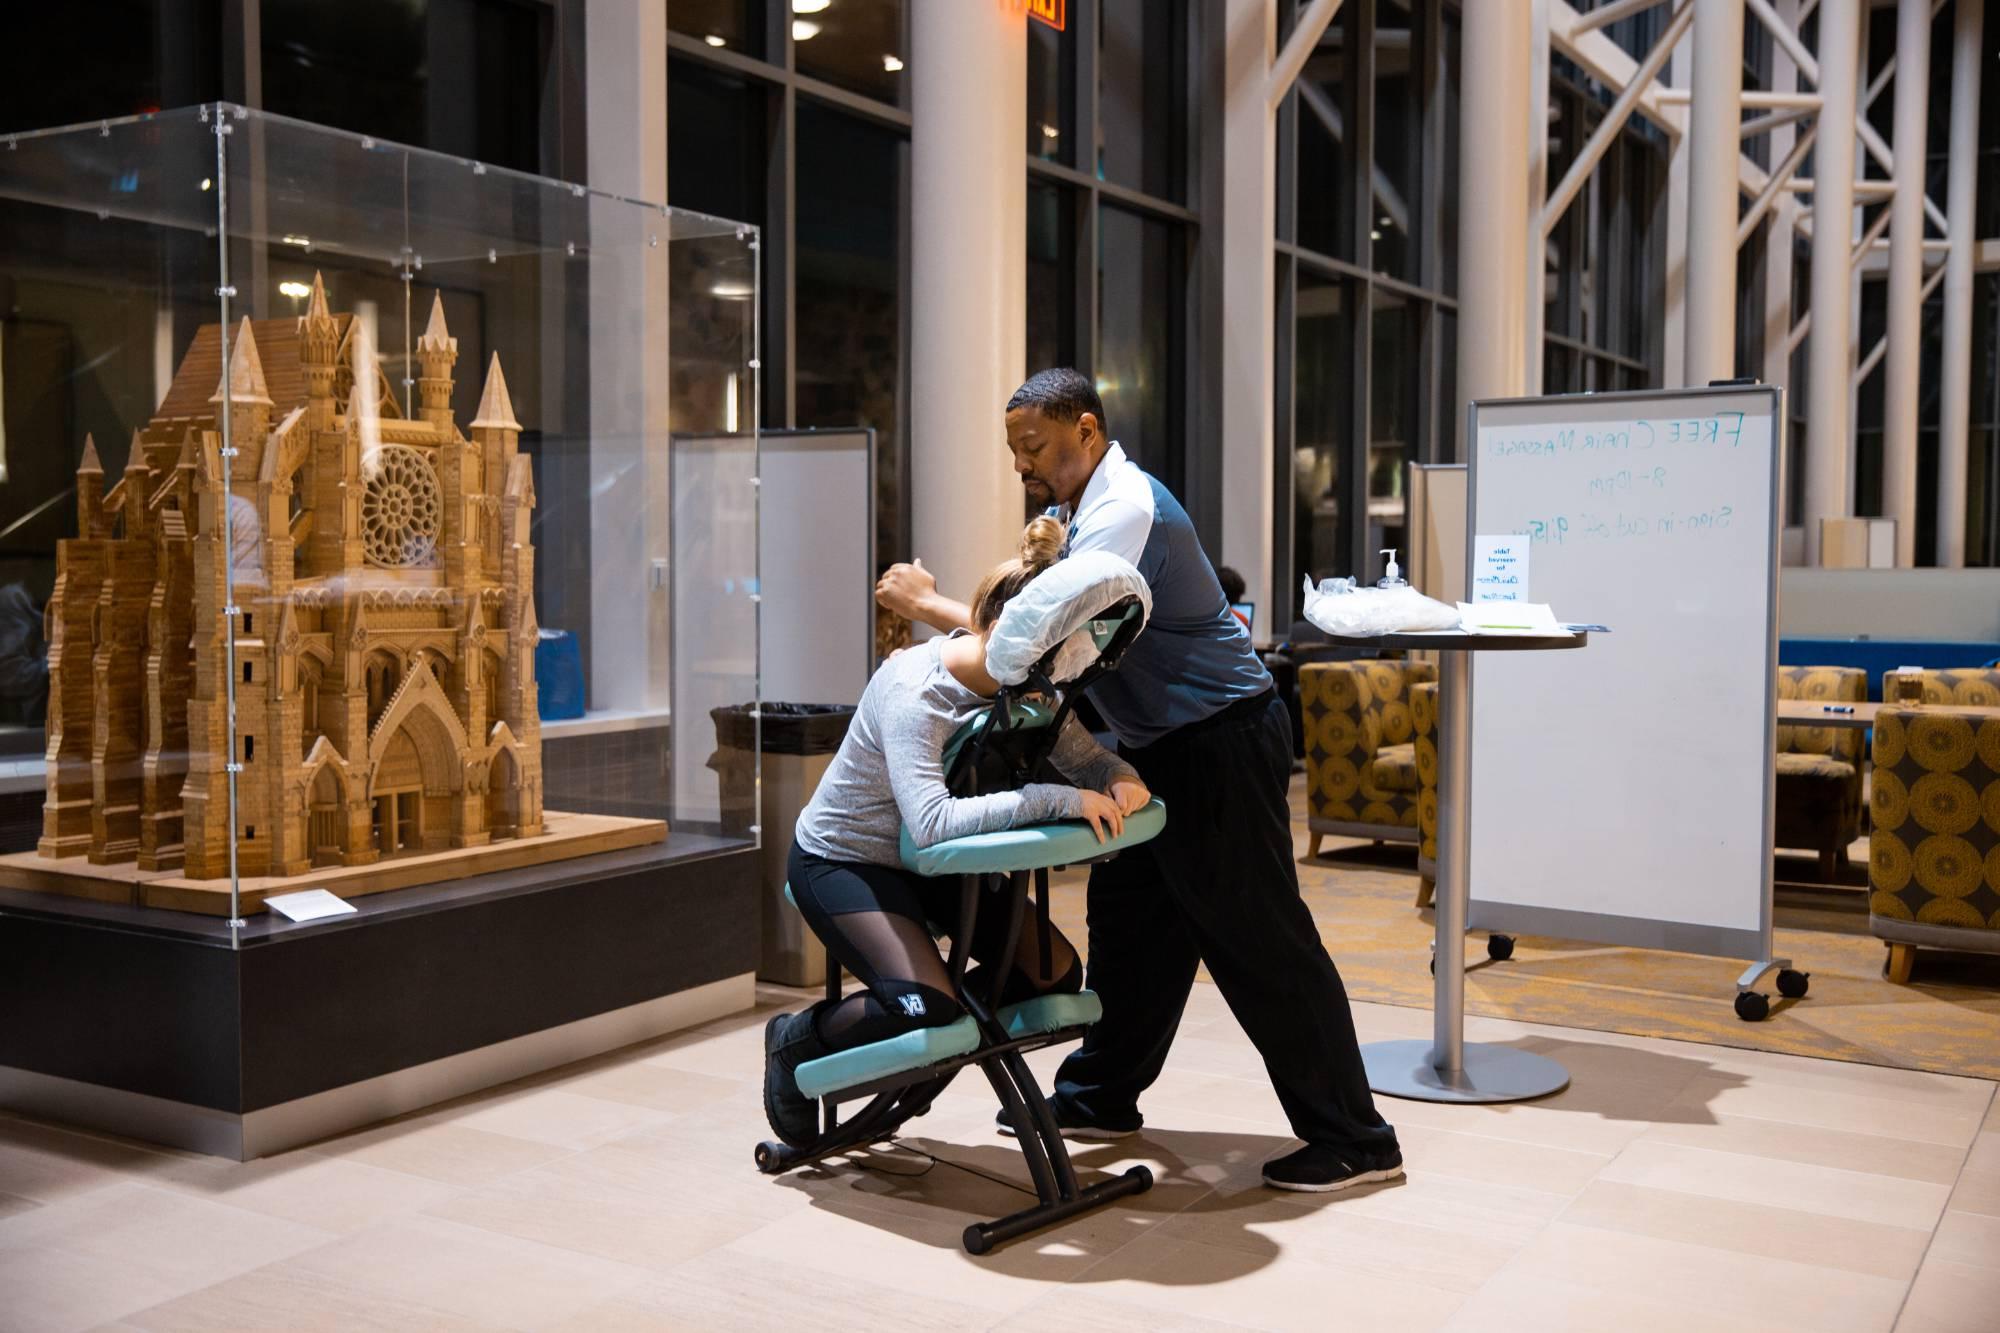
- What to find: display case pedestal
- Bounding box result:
[0,839,755,1159]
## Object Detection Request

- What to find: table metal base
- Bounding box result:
[1361,1039,1571,1104]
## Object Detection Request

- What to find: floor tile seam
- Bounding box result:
[1601,1135,1963,1209]
[312,1135,591,1190]
[1646,1092,1986,1149]
[1390,1115,1627,1167]
[1557,1170,1941,1253]
[0,1178,346,1259]
[1894,1085,2000,1329]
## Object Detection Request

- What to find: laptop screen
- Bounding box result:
[1229,602,1255,633]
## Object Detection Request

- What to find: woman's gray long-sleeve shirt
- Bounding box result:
[794,632,1141,868]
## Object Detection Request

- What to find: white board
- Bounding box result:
[757,430,875,707]
[1466,386,1782,960]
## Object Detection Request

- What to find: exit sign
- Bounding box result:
[1026,0,1065,31]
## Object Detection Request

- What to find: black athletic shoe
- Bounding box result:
[762,1009,830,1150]
[1260,1143,1405,1193]
[994,1100,1141,1141]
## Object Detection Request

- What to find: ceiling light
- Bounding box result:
[199,177,212,191]
[281,233,312,247]
[278,280,311,299]
[1378,215,1393,227]
[883,54,904,72]
[792,19,821,40]
[1042,123,1061,139]
[704,33,726,47]
[1369,229,1382,241]
[710,279,754,301]
[793,0,831,12]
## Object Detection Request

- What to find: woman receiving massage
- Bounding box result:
[764,517,1151,1149]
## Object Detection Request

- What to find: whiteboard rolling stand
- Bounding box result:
[1332,629,1591,1104]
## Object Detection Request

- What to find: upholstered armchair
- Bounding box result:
[1881,667,2000,706]
[1774,666,1868,880]
[1869,705,2000,982]
[1413,680,1440,909]
[1299,660,1434,858]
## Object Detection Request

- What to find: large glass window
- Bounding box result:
[1294,271,1355,608]
[1028,11,1075,164]
[668,0,762,59]
[0,3,224,131]
[1096,206,1185,495]
[793,0,905,105]
[1098,0,1186,204]
[795,103,905,560]
[1295,17,1354,261]
[1370,0,1420,281]
[1027,181,1078,373]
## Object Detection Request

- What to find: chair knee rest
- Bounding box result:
[789,990,1104,1100]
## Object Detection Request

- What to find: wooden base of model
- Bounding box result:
[0,810,665,916]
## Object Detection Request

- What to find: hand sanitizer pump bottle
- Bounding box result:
[1377,549,1406,589]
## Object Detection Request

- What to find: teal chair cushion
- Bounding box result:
[791,989,1104,1100]
[898,798,1167,877]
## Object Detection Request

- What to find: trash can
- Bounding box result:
[709,702,855,985]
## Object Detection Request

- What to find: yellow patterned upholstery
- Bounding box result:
[1869,705,2000,979]
[1773,666,1866,877]
[1413,681,1440,899]
[1882,667,2000,707]
[1300,660,1434,849]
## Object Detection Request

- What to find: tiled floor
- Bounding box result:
[1,985,1995,1332]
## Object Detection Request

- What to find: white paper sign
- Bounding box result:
[1473,534,1529,602]
[264,889,359,923]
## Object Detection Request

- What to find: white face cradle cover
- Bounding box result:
[984,550,1153,686]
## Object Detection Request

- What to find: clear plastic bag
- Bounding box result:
[1300,575,1460,637]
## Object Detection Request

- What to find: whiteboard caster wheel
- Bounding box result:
[1734,991,1770,1022]
[1428,957,1435,975]
[1776,969,1809,999]
[1487,934,1515,962]
[754,1141,782,1174]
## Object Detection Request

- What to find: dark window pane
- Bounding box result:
[1368,287,1417,565]
[1296,18,1354,261]
[795,0,905,106]
[261,0,555,173]
[1027,182,1077,373]
[1028,13,1075,163]
[1439,7,1461,296]
[669,0,761,60]
[1097,206,1185,495]
[1370,0,1419,280]
[1294,271,1355,611]
[795,104,905,564]
[1098,0,1186,203]
[0,2,224,130]
[1439,307,1460,462]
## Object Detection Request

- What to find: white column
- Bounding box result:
[1685,0,1744,384]
[909,1,1026,614]
[1219,0,1276,634]
[1662,47,1691,388]
[1938,0,1985,567]
[1762,0,1800,394]
[1457,2,1532,402]
[1804,0,1860,567]
[584,0,669,708]
[1883,0,1932,566]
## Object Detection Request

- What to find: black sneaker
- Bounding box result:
[762,1009,830,1150]
[1261,1143,1405,1193]
[994,1100,1141,1141]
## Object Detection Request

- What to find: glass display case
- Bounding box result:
[0,104,759,936]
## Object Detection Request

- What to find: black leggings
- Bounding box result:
[787,839,1082,1053]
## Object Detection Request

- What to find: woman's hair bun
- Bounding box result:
[1019,515,1065,570]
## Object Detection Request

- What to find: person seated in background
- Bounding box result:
[763,517,1152,1149]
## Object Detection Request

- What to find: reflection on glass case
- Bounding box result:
[0,104,759,927]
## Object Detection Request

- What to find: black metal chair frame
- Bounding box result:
[754,598,1152,1255]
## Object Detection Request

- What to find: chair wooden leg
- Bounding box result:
[1885,943,1916,985]
[1308,832,1323,860]
[1416,876,1435,910]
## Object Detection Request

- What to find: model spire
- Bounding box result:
[470,353,521,432]
[209,317,272,406]
[417,292,455,354]
[77,433,103,475]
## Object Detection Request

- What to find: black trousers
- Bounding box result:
[1052,693,1398,1153]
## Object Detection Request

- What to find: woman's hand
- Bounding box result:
[1077,790,1125,843]
[1107,779,1151,816]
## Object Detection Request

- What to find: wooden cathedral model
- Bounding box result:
[10,275,660,912]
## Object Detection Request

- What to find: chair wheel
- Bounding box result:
[963,1224,992,1255]
[1487,934,1515,961]
[754,1141,782,1174]
[1734,991,1770,1022]
[1776,969,1809,999]
[1126,1164,1154,1192]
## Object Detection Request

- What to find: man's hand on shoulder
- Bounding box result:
[875,559,938,620]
